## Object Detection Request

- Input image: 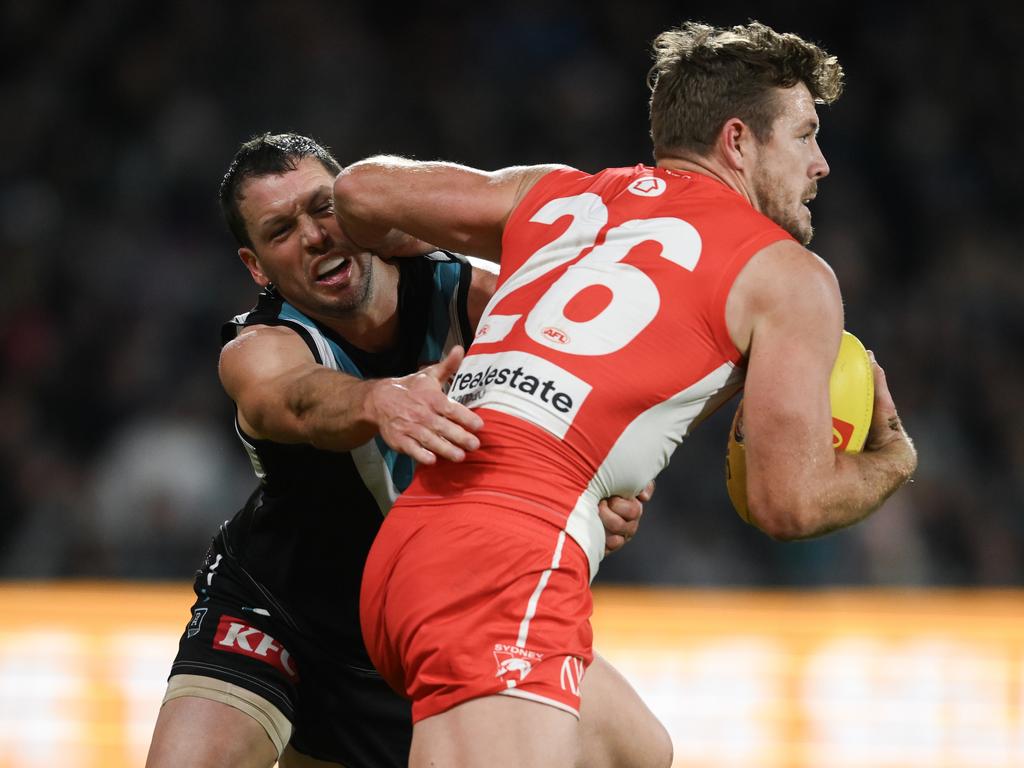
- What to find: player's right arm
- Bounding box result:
[218,325,482,465]
[726,240,917,540]
[332,157,564,262]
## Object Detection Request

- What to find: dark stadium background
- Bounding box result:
[2,0,1021,587]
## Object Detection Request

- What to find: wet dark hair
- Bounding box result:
[219,132,342,249]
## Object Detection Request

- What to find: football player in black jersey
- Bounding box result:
[145,133,664,768]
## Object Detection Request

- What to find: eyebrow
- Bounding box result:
[257,185,333,235]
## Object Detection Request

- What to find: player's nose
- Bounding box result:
[811,144,830,180]
[299,215,329,251]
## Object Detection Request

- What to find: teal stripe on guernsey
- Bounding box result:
[379,437,413,491]
[422,260,462,363]
[277,303,363,377]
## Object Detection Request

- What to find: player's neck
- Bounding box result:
[656,156,754,206]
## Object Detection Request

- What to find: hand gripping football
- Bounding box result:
[725,331,875,523]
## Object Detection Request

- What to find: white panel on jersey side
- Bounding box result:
[564,361,743,580]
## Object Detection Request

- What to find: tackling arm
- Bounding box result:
[727,241,917,539]
[332,156,561,262]
[219,325,482,465]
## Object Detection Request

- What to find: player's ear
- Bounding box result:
[718,117,754,172]
[238,247,270,287]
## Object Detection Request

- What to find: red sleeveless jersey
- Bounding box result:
[397,165,792,577]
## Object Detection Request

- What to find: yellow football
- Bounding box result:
[725,331,875,523]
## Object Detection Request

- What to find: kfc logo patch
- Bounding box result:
[213,615,298,680]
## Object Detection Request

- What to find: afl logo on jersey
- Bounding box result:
[627,176,666,197]
[541,327,570,345]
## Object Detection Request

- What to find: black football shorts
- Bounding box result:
[164,536,411,766]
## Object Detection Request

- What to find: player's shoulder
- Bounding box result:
[511,164,650,218]
[740,240,840,320]
[750,240,838,283]
[536,163,644,190]
[726,240,842,357]
[506,163,581,209]
[222,323,310,359]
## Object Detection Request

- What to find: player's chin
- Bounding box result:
[796,210,814,245]
[799,224,814,246]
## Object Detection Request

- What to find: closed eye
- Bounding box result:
[270,223,293,240]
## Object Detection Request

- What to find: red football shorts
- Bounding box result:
[360,500,594,723]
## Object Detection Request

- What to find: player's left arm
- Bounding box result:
[333,156,563,262]
[730,241,916,539]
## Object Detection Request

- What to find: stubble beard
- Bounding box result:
[753,166,814,246]
[322,261,374,318]
[297,254,375,323]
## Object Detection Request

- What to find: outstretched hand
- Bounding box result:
[369,346,483,464]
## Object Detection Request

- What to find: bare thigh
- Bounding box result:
[411,694,579,768]
[578,655,673,768]
[145,696,278,768]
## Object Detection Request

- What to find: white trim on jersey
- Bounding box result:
[496,687,580,719]
[234,420,266,481]
[465,255,499,275]
[350,439,402,514]
[229,312,250,333]
[290,317,336,375]
[565,361,744,580]
[516,530,567,648]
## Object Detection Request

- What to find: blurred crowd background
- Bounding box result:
[1,0,1020,586]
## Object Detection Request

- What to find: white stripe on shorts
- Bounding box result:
[516,530,567,648]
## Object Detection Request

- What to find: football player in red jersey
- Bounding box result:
[335,20,917,768]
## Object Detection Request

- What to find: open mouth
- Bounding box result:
[315,255,350,283]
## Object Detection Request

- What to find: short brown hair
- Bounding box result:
[648,21,844,158]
